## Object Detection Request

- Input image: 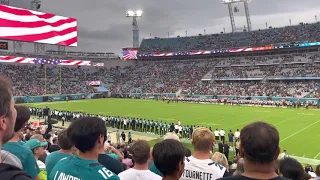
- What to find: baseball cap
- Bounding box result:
[24,139,48,150]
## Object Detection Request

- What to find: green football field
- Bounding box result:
[27,98,320,160]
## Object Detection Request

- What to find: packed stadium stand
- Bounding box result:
[139,22,320,53]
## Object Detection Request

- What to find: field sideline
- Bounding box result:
[27,98,320,161]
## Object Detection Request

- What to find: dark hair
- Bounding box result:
[279,157,304,180]
[240,121,279,163]
[128,140,150,165]
[0,77,13,119]
[152,139,185,177]
[58,129,73,150]
[67,117,106,153]
[45,134,51,140]
[14,105,30,132]
[316,164,320,176]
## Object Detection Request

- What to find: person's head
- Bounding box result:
[283,150,286,153]
[0,77,16,146]
[233,158,245,176]
[191,127,214,153]
[237,129,239,131]
[14,105,30,133]
[240,121,280,164]
[279,157,304,180]
[211,152,228,169]
[315,164,320,177]
[128,140,150,165]
[67,117,106,153]
[229,130,232,132]
[44,133,51,140]
[52,137,58,145]
[152,139,185,178]
[58,129,73,150]
[164,133,180,142]
[24,139,48,158]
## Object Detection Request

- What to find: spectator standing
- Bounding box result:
[48,117,119,180]
[48,137,60,153]
[278,150,288,159]
[24,139,48,180]
[181,127,226,180]
[214,129,220,141]
[234,129,240,140]
[235,139,240,157]
[128,132,132,144]
[279,157,304,180]
[121,131,126,143]
[107,132,112,144]
[152,139,185,180]
[223,143,230,160]
[45,129,74,176]
[211,152,231,177]
[220,129,225,144]
[220,122,288,180]
[228,130,234,147]
[116,130,121,145]
[0,77,31,180]
[316,164,320,180]
[98,143,124,175]
[118,140,161,180]
[2,105,40,180]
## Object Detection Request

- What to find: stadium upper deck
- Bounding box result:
[139,22,320,53]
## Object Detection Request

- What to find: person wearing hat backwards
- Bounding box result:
[24,139,48,180]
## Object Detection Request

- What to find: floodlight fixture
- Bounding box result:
[126,10,143,17]
[223,0,252,32]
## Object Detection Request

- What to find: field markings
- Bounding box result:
[280,119,320,143]
[225,111,287,129]
[273,115,302,126]
[314,152,320,159]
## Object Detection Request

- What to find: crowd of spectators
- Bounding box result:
[0,78,320,180]
[2,51,320,98]
[139,23,320,53]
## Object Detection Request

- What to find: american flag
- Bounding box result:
[122,48,138,60]
[0,4,77,46]
[35,58,62,65]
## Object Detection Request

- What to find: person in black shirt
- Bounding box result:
[48,137,61,153]
[220,122,289,180]
[121,131,126,143]
[223,143,230,160]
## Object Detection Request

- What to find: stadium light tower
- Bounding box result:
[31,0,46,54]
[223,0,252,33]
[126,10,142,48]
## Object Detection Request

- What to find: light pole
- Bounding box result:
[223,0,252,32]
[126,10,142,48]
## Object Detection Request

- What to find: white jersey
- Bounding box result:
[234,131,240,138]
[180,156,226,180]
[214,131,219,137]
[219,130,225,136]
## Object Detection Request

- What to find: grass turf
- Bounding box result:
[27,98,320,160]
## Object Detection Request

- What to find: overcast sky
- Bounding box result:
[1,0,320,55]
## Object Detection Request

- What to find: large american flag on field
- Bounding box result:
[0,56,91,66]
[122,48,138,60]
[0,4,77,46]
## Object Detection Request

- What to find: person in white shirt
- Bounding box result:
[107,132,112,144]
[234,129,240,140]
[174,124,179,134]
[278,150,288,159]
[118,140,161,180]
[180,127,226,180]
[177,120,181,126]
[214,129,220,141]
[220,129,226,144]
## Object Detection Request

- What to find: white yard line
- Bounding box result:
[280,120,320,143]
[274,115,301,125]
[314,152,320,159]
[226,111,286,129]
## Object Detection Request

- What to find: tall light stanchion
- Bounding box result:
[223,0,252,32]
[126,10,142,48]
[44,64,47,95]
[59,66,62,94]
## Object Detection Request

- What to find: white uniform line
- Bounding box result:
[280,120,320,143]
[314,152,320,159]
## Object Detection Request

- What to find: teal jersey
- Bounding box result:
[45,151,73,177]
[106,153,120,161]
[18,140,25,146]
[2,142,40,178]
[48,155,119,180]
[149,161,163,177]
